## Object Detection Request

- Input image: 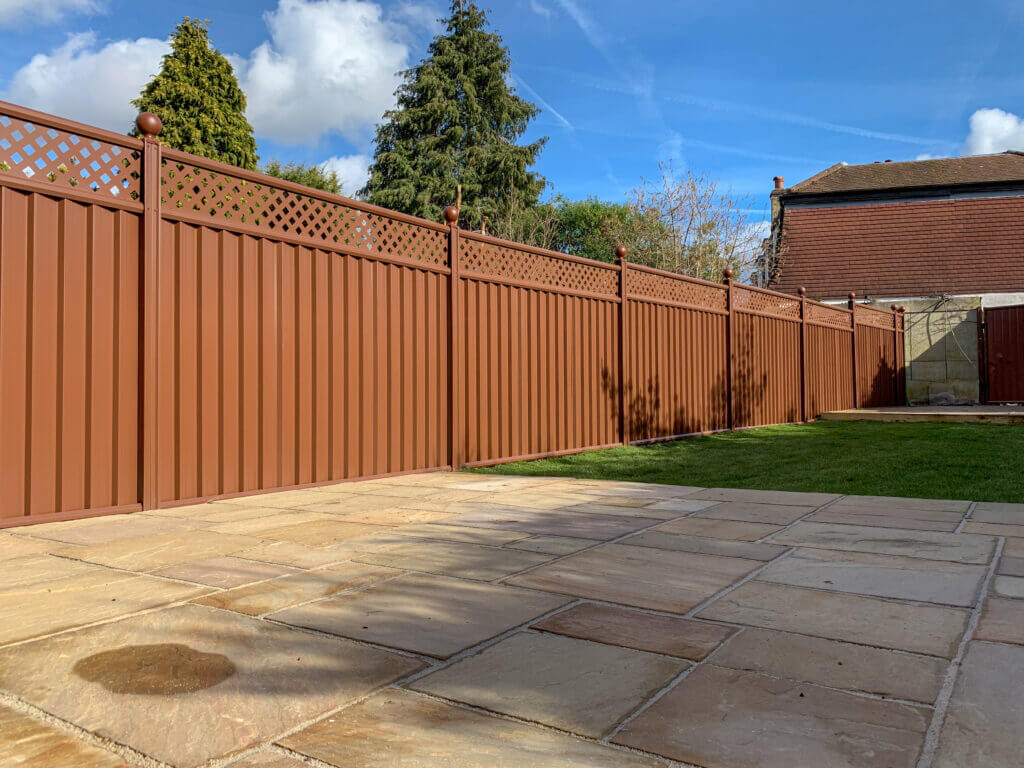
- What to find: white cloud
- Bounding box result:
[236,0,413,144]
[321,153,371,196]
[4,32,168,131]
[0,0,103,27]
[4,0,429,146]
[962,108,1024,155]
[529,0,552,18]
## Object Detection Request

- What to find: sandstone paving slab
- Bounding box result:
[684,487,840,506]
[322,506,455,526]
[506,543,761,614]
[768,522,997,564]
[962,520,1024,538]
[212,488,352,508]
[997,555,1024,577]
[1002,536,1024,558]
[0,703,127,768]
[0,604,422,768]
[991,575,1024,599]
[410,631,685,738]
[353,538,553,580]
[756,548,987,606]
[485,491,603,510]
[612,664,930,768]
[0,570,209,646]
[56,530,263,572]
[653,517,782,541]
[532,602,736,660]
[11,513,203,545]
[224,752,310,767]
[279,689,669,767]
[0,553,112,589]
[697,581,969,657]
[933,641,1024,768]
[504,535,601,555]
[242,519,390,545]
[693,501,813,525]
[0,532,57,559]
[972,501,1024,525]
[642,497,721,514]
[150,556,301,588]
[151,504,305,524]
[559,502,677,520]
[559,479,703,497]
[807,508,961,532]
[193,562,401,616]
[208,511,335,536]
[832,495,970,513]
[711,627,947,704]
[269,573,570,658]
[231,540,376,569]
[440,507,655,540]
[974,596,1024,645]
[387,522,532,546]
[624,530,787,561]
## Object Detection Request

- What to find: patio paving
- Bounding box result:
[0,472,1020,767]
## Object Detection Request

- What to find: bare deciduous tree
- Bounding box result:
[608,162,766,282]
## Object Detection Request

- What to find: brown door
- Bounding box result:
[984,305,1024,403]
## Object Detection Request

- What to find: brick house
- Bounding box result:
[768,153,1024,404]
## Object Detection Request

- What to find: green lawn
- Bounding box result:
[466,421,1024,503]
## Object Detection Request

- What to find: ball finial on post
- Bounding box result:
[847,292,857,301]
[797,286,807,297]
[614,244,627,261]
[135,112,162,139]
[723,267,734,281]
[443,205,459,224]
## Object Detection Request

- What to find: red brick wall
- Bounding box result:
[772,195,1024,299]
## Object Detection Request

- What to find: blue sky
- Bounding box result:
[2,0,1023,217]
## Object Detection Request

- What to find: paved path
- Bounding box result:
[1,474,1021,767]
[822,405,1024,424]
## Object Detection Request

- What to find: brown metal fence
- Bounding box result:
[0,102,906,527]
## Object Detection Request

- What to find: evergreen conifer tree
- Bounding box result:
[361,1,546,228]
[132,18,259,169]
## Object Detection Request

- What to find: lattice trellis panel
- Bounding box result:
[160,159,447,266]
[0,114,141,200]
[806,301,852,329]
[731,285,801,319]
[854,304,897,330]
[459,237,620,297]
[625,268,728,312]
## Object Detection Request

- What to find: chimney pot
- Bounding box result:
[773,176,785,190]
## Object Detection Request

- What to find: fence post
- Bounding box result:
[138,112,162,510]
[898,306,907,404]
[848,292,860,408]
[798,287,808,422]
[616,246,628,445]
[723,268,734,429]
[445,205,463,470]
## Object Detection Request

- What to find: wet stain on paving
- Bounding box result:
[73,644,236,695]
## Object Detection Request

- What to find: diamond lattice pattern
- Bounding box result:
[625,269,728,312]
[806,301,852,329]
[459,237,619,296]
[732,285,801,318]
[854,304,897,330]
[160,160,447,265]
[0,114,141,200]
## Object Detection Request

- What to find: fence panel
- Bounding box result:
[623,265,728,441]
[457,233,620,465]
[730,285,803,428]
[0,104,143,525]
[805,301,855,416]
[0,100,908,527]
[855,304,900,408]
[155,151,451,506]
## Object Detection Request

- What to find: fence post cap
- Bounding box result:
[847,292,857,300]
[443,205,460,224]
[898,306,906,313]
[797,286,806,296]
[723,267,734,281]
[136,112,162,138]
[614,244,627,260]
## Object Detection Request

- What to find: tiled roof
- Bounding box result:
[787,152,1024,195]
